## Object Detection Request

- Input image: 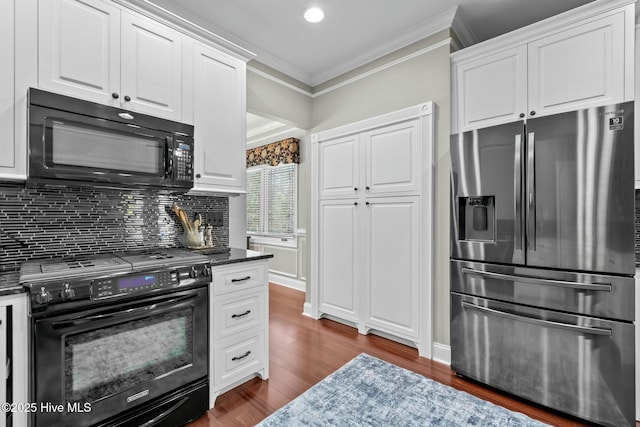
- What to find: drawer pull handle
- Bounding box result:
[232,351,251,361]
[231,310,251,319]
[231,276,251,283]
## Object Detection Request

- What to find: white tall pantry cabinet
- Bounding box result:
[310,103,434,358]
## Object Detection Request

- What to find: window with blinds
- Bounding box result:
[246,163,297,237]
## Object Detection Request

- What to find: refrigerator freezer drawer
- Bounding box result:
[451,260,634,322]
[451,293,635,427]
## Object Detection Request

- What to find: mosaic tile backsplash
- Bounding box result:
[0,183,228,273]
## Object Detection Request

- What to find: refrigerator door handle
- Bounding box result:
[514,134,522,250]
[461,301,612,336]
[461,267,613,292]
[526,131,536,251]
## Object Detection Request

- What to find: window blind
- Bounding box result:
[246,163,297,236]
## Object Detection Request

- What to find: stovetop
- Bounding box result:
[20,248,209,283]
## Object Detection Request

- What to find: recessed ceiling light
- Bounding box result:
[304,7,324,23]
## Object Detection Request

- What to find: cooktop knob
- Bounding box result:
[202,265,211,277]
[34,287,53,305]
[61,283,76,300]
[189,266,198,278]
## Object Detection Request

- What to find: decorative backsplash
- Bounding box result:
[0,183,228,273]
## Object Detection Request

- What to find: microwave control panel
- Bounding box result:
[174,137,194,182]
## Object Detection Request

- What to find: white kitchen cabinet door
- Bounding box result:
[38,0,121,106]
[318,134,360,199]
[362,119,421,195]
[528,12,625,118]
[120,11,183,121]
[318,199,360,323]
[363,196,420,339]
[453,45,527,132]
[192,43,246,193]
[0,0,18,179]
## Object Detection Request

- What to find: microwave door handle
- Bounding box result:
[165,137,173,178]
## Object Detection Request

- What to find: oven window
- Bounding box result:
[49,120,163,174]
[64,308,193,404]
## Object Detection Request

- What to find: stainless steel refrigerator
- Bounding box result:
[450,102,635,427]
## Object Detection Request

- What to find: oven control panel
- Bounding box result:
[91,263,211,300]
[92,270,178,299]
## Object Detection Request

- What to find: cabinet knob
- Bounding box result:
[196,173,201,178]
[530,111,536,116]
[124,95,131,102]
[519,113,525,118]
[366,186,370,190]
[366,202,370,206]
[354,202,358,206]
[354,187,358,192]
[112,92,119,99]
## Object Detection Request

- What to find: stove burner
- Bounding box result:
[20,248,209,283]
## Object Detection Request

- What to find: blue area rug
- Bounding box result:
[257,353,549,426]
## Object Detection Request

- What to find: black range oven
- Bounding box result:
[20,249,211,427]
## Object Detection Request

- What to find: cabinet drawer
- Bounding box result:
[213,331,265,386]
[212,263,266,296]
[213,291,265,340]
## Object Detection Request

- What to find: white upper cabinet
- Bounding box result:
[38,0,121,106]
[454,46,527,131]
[0,0,21,180]
[527,13,625,118]
[192,43,246,194]
[38,0,184,122]
[452,1,634,132]
[120,11,182,121]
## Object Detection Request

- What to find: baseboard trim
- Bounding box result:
[432,342,451,365]
[302,302,314,318]
[269,273,305,292]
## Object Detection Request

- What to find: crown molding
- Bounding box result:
[450,6,478,49]
[113,0,256,61]
[451,0,636,61]
[308,7,458,86]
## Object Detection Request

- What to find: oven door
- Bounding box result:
[29,104,176,188]
[31,286,208,427]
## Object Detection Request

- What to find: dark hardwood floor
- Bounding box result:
[188,284,618,427]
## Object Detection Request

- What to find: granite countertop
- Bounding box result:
[204,247,274,266]
[0,272,22,296]
[0,247,273,297]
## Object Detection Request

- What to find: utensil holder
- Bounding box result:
[185,229,203,248]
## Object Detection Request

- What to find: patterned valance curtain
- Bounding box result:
[246,138,300,167]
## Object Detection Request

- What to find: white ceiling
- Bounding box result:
[146,0,595,87]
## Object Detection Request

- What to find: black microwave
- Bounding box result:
[27,88,194,190]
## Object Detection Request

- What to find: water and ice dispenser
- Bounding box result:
[458,196,495,242]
